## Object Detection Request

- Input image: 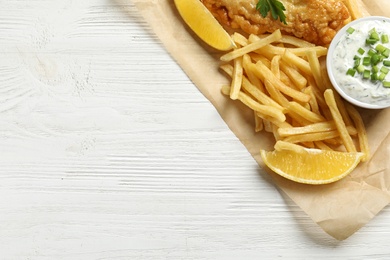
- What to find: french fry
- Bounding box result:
[251,54,272,68]
[274,140,308,153]
[254,111,264,132]
[287,101,326,123]
[221,85,286,123]
[279,70,295,87]
[230,56,243,100]
[220,29,282,62]
[280,61,307,90]
[246,68,266,92]
[333,91,354,127]
[286,46,328,57]
[303,86,320,115]
[271,55,282,79]
[219,63,234,77]
[324,89,357,153]
[256,44,285,57]
[278,121,336,137]
[342,0,363,20]
[252,34,325,58]
[314,141,333,151]
[306,50,325,91]
[272,124,282,141]
[310,85,334,120]
[345,103,370,161]
[263,79,290,108]
[258,114,292,129]
[282,50,312,75]
[243,54,266,92]
[278,121,357,137]
[283,130,340,144]
[251,33,315,48]
[232,32,249,47]
[263,118,273,133]
[279,36,314,47]
[254,42,327,57]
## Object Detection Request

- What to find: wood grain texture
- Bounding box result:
[0,0,390,259]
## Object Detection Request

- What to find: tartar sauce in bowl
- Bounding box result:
[327,16,390,109]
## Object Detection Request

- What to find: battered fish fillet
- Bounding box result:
[201,0,351,46]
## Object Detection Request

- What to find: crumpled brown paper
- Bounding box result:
[130,0,390,240]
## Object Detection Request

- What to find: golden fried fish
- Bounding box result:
[201,0,352,46]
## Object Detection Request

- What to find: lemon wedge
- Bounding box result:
[260,149,364,185]
[174,0,236,51]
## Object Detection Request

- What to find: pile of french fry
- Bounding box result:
[220,29,369,161]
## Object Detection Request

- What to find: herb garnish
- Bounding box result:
[256,0,287,25]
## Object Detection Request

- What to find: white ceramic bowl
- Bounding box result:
[327,16,390,109]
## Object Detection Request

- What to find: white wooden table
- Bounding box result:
[1,0,390,258]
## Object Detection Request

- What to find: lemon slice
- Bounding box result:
[174,0,236,51]
[260,149,364,185]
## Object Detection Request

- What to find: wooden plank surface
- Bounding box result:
[0,0,390,258]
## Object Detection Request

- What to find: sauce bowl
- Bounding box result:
[327,16,390,109]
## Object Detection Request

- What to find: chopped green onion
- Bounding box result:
[363,70,371,79]
[369,28,380,39]
[346,68,357,77]
[357,48,365,55]
[372,65,379,73]
[356,64,365,74]
[382,34,389,44]
[367,49,377,56]
[384,60,390,67]
[366,38,378,45]
[371,32,380,41]
[379,72,387,81]
[375,44,387,53]
[371,54,381,65]
[382,48,390,58]
[383,81,390,88]
[381,66,389,74]
[363,57,371,66]
[346,27,355,34]
[371,73,378,81]
[354,58,361,68]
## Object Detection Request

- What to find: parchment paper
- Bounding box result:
[131,0,390,240]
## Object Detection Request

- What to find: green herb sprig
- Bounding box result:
[256,0,287,25]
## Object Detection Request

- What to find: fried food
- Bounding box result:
[201,0,352,46]
[219,30,370,160]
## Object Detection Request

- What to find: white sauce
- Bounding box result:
[331,19,390,107]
